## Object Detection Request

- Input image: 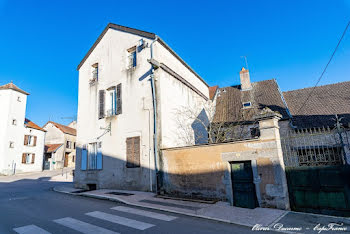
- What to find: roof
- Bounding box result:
[283,81,350,128]
[45,144,63,153]
[24,118,46,132]
[209,86,218,100]
[77,23,209,87]
[0,82,29,95]
[213,79,289,123]
[44,121,77,136]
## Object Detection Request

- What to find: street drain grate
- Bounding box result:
[105,192,134,196]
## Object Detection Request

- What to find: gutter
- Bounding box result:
[149,36,159,194]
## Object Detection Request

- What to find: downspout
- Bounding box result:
[150,36,159,194]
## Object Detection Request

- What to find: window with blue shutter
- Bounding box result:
[81,147,87,170]
[96,145,102,170]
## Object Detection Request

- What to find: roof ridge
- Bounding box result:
[283,80,350,94]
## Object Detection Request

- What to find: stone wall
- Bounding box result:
[160,112,290,210]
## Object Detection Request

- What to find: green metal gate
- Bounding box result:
[286,165,350,216]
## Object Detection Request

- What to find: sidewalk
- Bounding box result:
[0,167,74,183]
[54,186,350,232]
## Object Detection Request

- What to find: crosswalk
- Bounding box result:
[13,206,178,234]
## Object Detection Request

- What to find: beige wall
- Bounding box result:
[161,114,290,210]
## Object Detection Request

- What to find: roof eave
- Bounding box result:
[77,23,156,71]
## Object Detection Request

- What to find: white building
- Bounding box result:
[0,82,46,175]
[75,23,209,191]
[43,121,76,170]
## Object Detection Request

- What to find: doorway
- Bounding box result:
[64,152,69,167]
[230,161,258,209]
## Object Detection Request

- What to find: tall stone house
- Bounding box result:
[0,82,46,175]
[43,121,76,170]
[74,23,209,191]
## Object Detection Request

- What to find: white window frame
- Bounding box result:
[27,135,34,146]
[106,89,117,116]
[25,153,32,164]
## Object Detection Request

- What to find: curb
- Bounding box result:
[53,187,285,228]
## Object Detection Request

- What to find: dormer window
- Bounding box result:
[127,46,137,69]
[243,102,252,108]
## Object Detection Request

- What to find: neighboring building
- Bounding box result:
[43,121,76,170]
[0,82,46,175]
[211,68,350,166]
[75,23,209,191]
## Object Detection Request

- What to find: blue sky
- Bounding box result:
[0,0,349,126]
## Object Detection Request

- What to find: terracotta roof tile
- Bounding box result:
[209,86,218,100]
[45,144,63,153]
[0,82,29,95]
[44,121,76,136]
[25,118,46,132]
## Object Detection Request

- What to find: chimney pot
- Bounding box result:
[239,67,252,90]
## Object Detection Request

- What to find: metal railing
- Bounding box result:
[281,127,350,167]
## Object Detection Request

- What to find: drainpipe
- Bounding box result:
[149,36,159,194]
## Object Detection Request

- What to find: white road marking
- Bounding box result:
[53,217,119,234]
[13,224,51,234]
[86,211,155,230]
[111,206,177,221]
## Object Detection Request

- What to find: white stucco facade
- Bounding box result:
[0,84,45,175]
[75,24,209,191]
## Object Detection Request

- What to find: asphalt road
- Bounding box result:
[0,173,274,234]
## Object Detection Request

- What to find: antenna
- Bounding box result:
[61,116,77,121]
[240,56,249,70]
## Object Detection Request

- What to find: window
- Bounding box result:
[242,102,252,108]
[12,119,17,125]
[92,63,98,80]
[74,142,76,149]
[66,141,72,149]
[127,46,137,68]
[106,87,117,116]
[22,153,35,164]
[126,136,140,168]
[81,142,102,170]
[24,135,37,146]
[9,142,14,148]
[17,96,21,102]
[250,127,260,138]
[106,83,122,116]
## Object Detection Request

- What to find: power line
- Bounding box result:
[296,20,350,115]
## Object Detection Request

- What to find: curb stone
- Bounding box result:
[53,187,286,230]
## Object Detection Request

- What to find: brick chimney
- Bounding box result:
[239,67,252,90]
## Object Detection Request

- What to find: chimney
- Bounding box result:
[239,67,252,90]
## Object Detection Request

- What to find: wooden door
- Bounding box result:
[64,153,69,167]
[231,161,258,209]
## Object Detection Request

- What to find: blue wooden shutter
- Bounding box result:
[96,146,102,170]
[132,51,137,67]
[81,147,87,170]
[114,88,117,115]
